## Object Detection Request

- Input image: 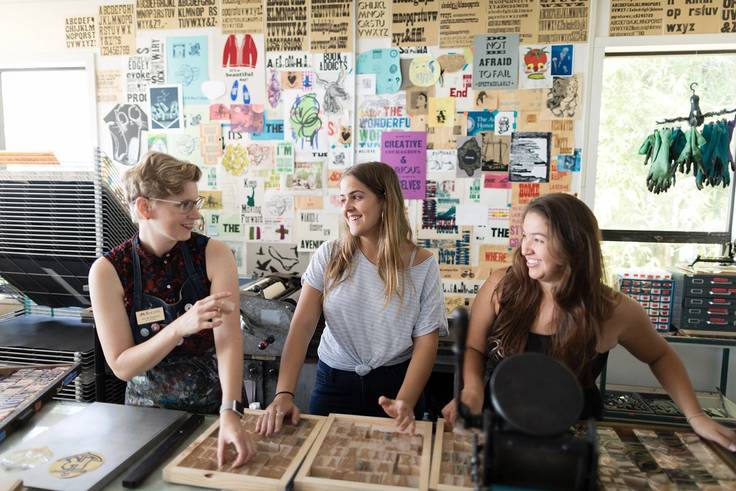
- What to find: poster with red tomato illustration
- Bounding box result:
[518,45,553,89]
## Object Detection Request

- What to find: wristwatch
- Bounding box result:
[219,400,244,416]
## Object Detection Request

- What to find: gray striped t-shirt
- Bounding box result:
[302,241,448,375]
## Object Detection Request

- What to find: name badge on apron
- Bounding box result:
[135,307,165,325]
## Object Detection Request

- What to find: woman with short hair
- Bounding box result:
[89,152,255,468]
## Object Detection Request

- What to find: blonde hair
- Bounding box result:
[123,152,201,221]
[123,152,201,201]
[324,162,414,302]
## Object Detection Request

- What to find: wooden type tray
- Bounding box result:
[0,363,79,443]
[163,409,325,491]
[294,413,432,491]
[429,419,484,491]
[585,420,736,490]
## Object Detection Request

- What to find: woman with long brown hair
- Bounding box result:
[256,162,447,435]
[442,193,736,450]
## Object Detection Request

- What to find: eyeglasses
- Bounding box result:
[147,196,205,213]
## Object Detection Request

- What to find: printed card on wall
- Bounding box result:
[99,4,135,56]
[275,142,295,174]
[380,131,427,199]
[356,49,401,94]
[149,85,183,130]
[427,97,455,128]
[473,34,518,90]
[222,0,264,33]
[199,122,223,165]
[542,75,582,120]
[557,148,582,172]
[96,70,122,103]
[456,136,482,178]
[357,0,390,38]
[438,0,485,48]
[509,132,551,183]
[391,0,440,46]
[65,15,97,49]
[296,210,340,251]
[608,0,664,37]
[265,0,308,52]
[177,0,218,29]
[519,45,553,89]
[167,36,209,104]
[136,2,178,29]
[551,45,573,76]
[487,0,537,43]
[427,149,456,174]
[104,104,148,165]
[309,0,353,52]
[246,243,309,278]
[220,33,266,108]
[480,133,510,172]
[356,92,408,162]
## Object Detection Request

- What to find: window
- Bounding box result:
[592,51,736,275]
[0,67,93,165]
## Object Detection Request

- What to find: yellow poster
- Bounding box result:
[391,0,440,46]
[99,4,135,56]
[266,0,308,52]
[309,0,353,52]
[65,15,97,49]
[357,0,390,38]
[438,0,485,48]
[221,0,264,33]
[428,97,456,128]
[609,0,664,36]
[136,0,178,30]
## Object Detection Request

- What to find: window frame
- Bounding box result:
[582,34,736,247]
[0,53,98,165]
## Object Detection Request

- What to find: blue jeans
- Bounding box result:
[309,359,425,418]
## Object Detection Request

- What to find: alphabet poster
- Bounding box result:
[221,0,264,33]
[265,0,308,51]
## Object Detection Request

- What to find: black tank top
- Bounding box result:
[486,332,609,420]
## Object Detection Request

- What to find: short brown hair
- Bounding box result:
[123,152,201,202]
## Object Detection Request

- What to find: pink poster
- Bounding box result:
[380,131,427,200]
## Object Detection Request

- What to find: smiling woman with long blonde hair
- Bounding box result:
[257,162,447,435]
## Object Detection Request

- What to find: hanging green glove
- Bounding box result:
[676,126,706,176]
[699,121,732,188]
[647,128,677,194]
[638,132,657,166]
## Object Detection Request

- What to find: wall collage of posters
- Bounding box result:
[66,0,600,314]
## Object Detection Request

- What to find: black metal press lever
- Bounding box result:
[121,413,204,488]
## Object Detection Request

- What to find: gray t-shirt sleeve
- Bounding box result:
[413,257,449,338]
[301,241,333,292]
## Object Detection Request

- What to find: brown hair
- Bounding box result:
[489,193,617,385]
[123,152,201,203]
[324,162,413,302]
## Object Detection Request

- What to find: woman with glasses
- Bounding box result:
[89,152,255,468]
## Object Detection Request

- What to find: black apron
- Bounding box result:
[125,240,222,414]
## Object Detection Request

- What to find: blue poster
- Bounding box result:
[551,45,573,76]
[167,36,209,104]
[357,49,401,95]
[467,111,496,136]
